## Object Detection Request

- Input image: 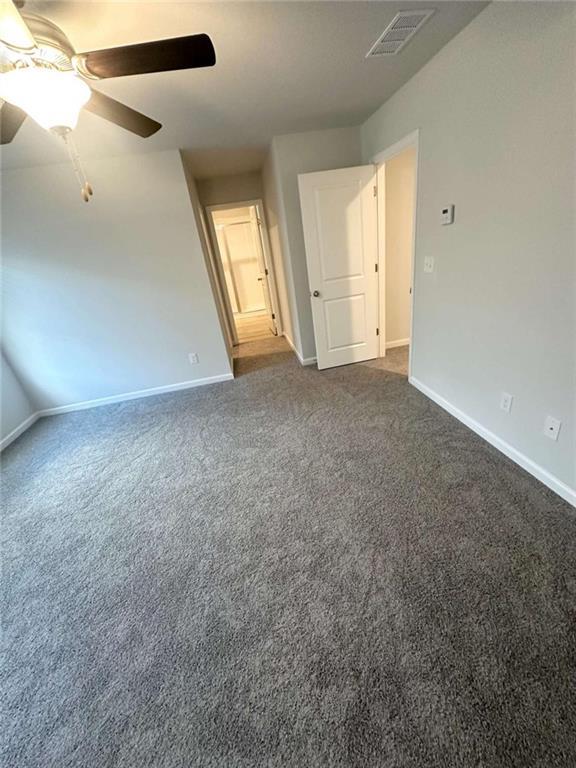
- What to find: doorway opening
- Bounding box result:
[206,200,281,345]
[298,130,418,374]
[375,135,418,378]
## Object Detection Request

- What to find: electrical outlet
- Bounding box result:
[543,416,561,441]
[424,255,434,273]
[188,352,199,365]
[500,392,513,413]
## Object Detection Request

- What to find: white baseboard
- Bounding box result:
[38,373,235,417]
[386,338,410,350]
[1,373,234,450]
[409,376,576,508]
[0,412,40,451]
[283,334,317,367]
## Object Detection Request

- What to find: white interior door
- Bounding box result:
[298,165,379,370]
[222,221,266,314]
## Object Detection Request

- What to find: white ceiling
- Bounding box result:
[1,1,487,175]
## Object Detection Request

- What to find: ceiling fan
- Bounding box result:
[0,0,216,199]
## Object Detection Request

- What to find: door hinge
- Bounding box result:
[265,268,269,275]
[375,263,378,272]
[373,185,377,197]
[376,327,380,336]
[272,313,275,319]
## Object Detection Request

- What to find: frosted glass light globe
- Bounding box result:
[0,67,91,130]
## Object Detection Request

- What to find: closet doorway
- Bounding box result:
[206,201,281,344]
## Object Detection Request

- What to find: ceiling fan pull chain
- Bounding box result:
[56,127,94,202]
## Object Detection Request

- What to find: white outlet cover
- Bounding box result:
[188,353,199,364]
[424,256,434,273]
[544,416,561,441]
[500,392,513,413]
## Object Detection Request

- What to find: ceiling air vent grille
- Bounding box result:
[366,9,435,57]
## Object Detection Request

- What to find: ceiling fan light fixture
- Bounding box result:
[0,67,91,130]
[0,0,36,52]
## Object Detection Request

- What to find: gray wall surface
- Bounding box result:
[362,1,575,490]
[1,351,35,442]
[195,172,264,208]
[1,150,231,410]
[268,127,362,360]
[179,152,235,365]
[262,149,297,352]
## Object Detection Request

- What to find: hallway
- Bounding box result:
[234,310,276,343]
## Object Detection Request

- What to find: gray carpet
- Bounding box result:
[2,337,575,768]
[365,344,409,376]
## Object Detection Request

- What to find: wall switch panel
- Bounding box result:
[188,353,199,364]
[544,416,561,441]
[424,255,435,273]
[500,392,513,413]
[441,204,455,225]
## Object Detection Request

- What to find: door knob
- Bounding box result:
[313,290,320,297]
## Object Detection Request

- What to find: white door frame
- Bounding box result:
[205,199,282,341]
[372,129,420,379]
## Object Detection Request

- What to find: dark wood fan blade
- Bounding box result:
[76,34,215,79]
[0,102,27,144]
[84,90,161,138]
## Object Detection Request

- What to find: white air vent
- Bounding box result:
[366,9,435,57]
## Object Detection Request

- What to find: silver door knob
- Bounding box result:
[313,290,320,297]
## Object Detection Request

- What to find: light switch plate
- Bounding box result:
[424,255,434,273]
[188,352,199,364]
[441,205,455,225]
[500,392,513,413]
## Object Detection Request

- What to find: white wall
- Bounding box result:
[362,2,575,495]
[1,150,232,411]
[267,127,362,361]
[1,350,36,445]
[262,148,296,351]
[384,147,415,346]
[196,172,263,208]
[179,153,235,362]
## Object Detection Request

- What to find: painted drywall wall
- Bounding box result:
[1,150,232,410]
[196,172,263,207]
[262,149,296,350]
[179,153,235,361]
[269,127,362,360]
[385,147,415,346]
[362,2,575,493]
[1,350,36,444]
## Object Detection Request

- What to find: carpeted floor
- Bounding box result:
[2,337,575,768]
[365,345,409,376]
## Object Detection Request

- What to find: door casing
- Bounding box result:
[298,130,419,373]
